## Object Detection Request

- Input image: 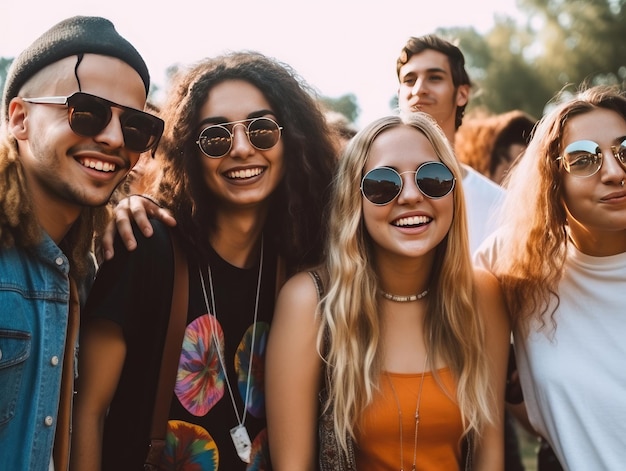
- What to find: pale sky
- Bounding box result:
[1,0,522,126]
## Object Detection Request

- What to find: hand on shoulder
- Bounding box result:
[100,195,176,261]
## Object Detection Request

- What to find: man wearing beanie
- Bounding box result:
[0,15,163,471]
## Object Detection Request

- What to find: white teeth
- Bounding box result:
[226,167,264,179]
[394,215,431,227]
[79,158,116,172]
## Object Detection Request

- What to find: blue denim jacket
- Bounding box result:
[0,234,71,471]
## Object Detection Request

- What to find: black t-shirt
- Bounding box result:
[83,220,277,470]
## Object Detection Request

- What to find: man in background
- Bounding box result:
[396,34,505,253]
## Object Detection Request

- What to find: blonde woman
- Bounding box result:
[266,112,510,470]
[475,85,626,470]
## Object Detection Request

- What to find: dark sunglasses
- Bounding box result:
[22,92,164,154]
[361,161,456,205]
[557,138,626,177]
[196,117,283,158]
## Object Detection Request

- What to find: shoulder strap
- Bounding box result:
[145,230,188,469]
[308,270,325,300]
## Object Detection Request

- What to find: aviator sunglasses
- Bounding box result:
[22,92,164,154]
[557,138,626,177]
[196,117,283,158]
[361,161,456,205]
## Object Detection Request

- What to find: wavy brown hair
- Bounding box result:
[455,109,536,180]
[492,85,626,333]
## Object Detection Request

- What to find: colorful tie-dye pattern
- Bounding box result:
[235,322,270,418]
[247,428,270,471]
[161,420,218,470]
[175,314,225,416]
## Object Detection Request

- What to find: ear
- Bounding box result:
[8,98,29,139]
[456,84,470,108]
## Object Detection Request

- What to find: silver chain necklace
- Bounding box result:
[386,353,428,471]
[198,237,264,463]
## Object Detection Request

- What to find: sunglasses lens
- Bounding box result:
[361,167,402,205]
[121,112,163,153]
[416,162,455,198]
[198,126,232,158]
[564,153,602,177]
[562,140,602,177]
[617,139,626,165]
[68,93,162,153]
[68,94,110,137]
[248,118,281,150]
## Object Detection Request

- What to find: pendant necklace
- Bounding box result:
[386,353,429,471]
[380,289,428,303]
[198,237,264,464]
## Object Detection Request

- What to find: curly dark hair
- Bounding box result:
[156,51,337,274]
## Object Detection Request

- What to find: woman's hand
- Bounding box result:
[100,195,177,261]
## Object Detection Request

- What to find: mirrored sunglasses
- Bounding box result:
[557,138,626,177]
[196,117,283,158]
[22,92,164,154]
[361,161,456,205]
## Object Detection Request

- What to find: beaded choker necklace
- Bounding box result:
[380,289,428,303]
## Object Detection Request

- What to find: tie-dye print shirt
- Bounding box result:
[84,220,277,470]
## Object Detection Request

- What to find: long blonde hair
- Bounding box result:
[319,112,493,453]
[492,85,626,333]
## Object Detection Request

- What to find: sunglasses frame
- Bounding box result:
[196,117,283,158]
[361,161,456,205]
[557,139,626,178]
[22,92,164,154]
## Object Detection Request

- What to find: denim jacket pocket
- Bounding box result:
[0,329,31,425]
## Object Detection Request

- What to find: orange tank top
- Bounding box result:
[354,367,464,471]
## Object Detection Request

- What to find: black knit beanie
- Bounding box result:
[2,15,150,122]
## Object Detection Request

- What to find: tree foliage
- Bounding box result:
[318,93,360,123]
[439,0,626,119]
[0,58,12,93]
[0,0,623,122]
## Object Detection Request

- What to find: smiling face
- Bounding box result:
[196,79,285,212]
[397,49,468,142]
[11,54,146,214]
[561,107,626,255]
[362,124,454,263]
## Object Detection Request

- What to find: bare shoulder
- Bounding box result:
[473,267,510,328]
[472,266,502,297]
[274,270,323,323]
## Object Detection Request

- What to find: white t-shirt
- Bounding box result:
[475,236,626,471]
[461,164,505,253]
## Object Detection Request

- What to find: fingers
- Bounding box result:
[100,195,177,261]
[100,218,121,262]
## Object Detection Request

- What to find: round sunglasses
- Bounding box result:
[196,117,283,158]
[22,92,164,154]
[361,161,456,205]
[557,138,626,177]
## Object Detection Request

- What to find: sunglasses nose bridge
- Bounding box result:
[229,122,255,156]
[599,146,626,178]
[87,106,125,149]
[396,170,424,202]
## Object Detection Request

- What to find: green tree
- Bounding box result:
[438,0,625,118]
[318,93,360,123]
[0,57,14,95]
